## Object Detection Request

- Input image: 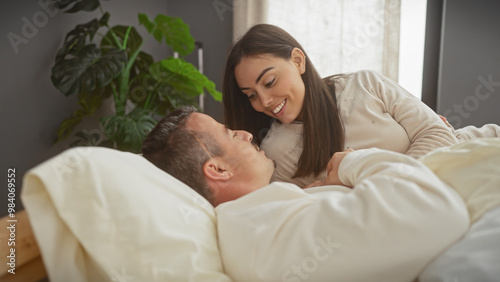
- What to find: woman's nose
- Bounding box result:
[259,92,273,108]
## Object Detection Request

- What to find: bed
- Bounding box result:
[1,139,499,281]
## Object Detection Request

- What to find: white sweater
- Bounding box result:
[261,70,499,187]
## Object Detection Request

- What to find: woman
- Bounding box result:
[223,24,498,187]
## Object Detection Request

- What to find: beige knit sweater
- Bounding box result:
[260,70,499,187]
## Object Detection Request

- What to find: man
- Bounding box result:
[142,106,470,282]
[142,105,276,206]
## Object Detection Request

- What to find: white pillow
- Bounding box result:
[21,147,231,282]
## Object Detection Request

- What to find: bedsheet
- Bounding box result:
[419,206,500,282]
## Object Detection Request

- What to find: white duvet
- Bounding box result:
[216,139,500,282]
[21,138,499,281]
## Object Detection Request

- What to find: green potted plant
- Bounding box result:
[51,0,221,153]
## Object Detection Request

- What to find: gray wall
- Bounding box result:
[0,0,232,217]
[166,0,232,122]
[437,0,500,128]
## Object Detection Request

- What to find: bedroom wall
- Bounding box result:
[166,0,232,122]
[0,0,232,217]
[436,0,500,128]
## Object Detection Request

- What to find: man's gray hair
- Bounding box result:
[142,106,224,204]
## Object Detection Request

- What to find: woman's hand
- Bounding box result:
[439,115,453,128]
[304,149,354,188]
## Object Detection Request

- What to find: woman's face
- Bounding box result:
[234,48,306,124]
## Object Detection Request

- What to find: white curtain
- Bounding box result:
[232,0,268,42]
[233,0,401,81]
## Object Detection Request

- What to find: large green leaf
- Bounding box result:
[100,26,152,79]
[55,12,110,61]
[77,87,111,114]
[128,73,156,105]
[101,25,142,56]
[158,87,197,113]
[129,74,197,116]
[69,129,105,147]
[57,111,85,142]
[54,0,102,13]
[154,58,222,101]
[56,88,111,141]
[132,51,154,77]
[101,108,157,153]
[51,44,127,96]
[138,13,194,56]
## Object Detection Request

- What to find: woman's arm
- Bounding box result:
[361,70,459,158]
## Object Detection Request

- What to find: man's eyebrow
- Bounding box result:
[240,67,274,91]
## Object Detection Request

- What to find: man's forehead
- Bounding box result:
[186,112,220,132]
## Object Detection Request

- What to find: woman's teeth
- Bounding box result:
[272,100,286,114]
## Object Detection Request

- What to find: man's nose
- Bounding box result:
[236,130,253,142]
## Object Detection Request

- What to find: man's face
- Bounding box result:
[186,113,275,202]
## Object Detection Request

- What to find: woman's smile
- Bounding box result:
[271,99,287,116]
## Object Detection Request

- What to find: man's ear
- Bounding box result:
[203,158,233,181]
[291,47,306,74]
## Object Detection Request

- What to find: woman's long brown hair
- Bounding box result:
[223,24,344,178]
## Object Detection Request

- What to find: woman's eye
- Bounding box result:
[265,78,275,87]
[247,92,256,100]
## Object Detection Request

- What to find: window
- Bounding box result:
[398,0,427,98]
